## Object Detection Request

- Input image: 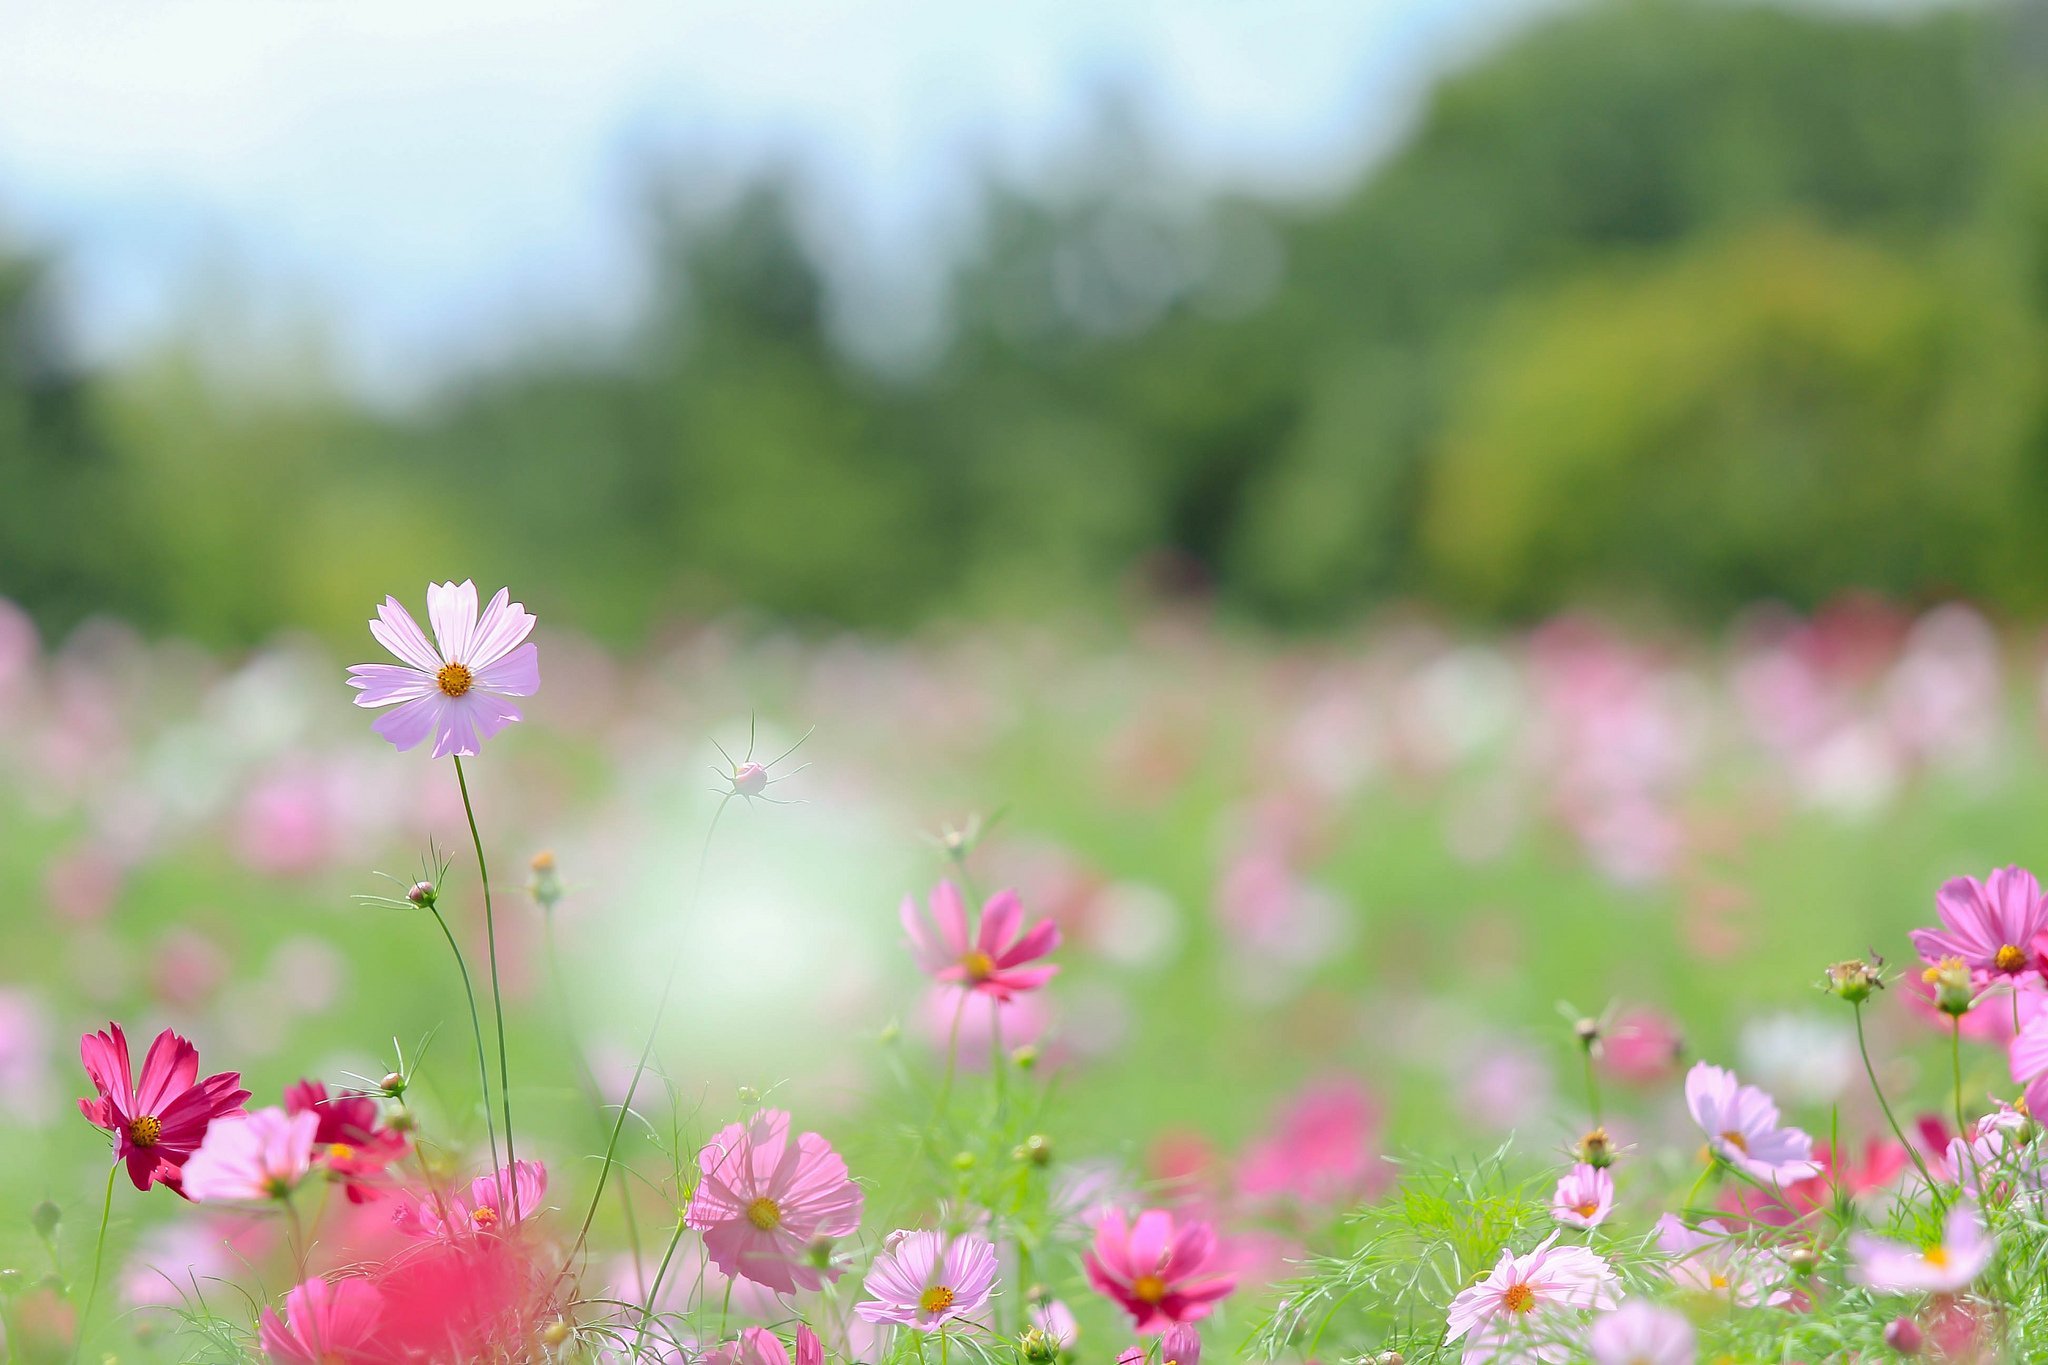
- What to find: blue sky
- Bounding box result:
[0,0,1555,395]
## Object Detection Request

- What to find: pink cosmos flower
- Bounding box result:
[854,1229,999,1331]
[703,1325,824,1365]
[396,1160,547,1239]
[78,1023,250,1192]
[1238,1078,1386,1209]
[1444,1233,1620,1363]
[1654,1216,1792,1307]
[1159,1322,1202,1365]
[1683,1061,1821,1184]
[2010,1012,2048,1117]
[1850,1203,1995,1293]
[902,882,1060,1001]
[1908,866,2048,986]
[1587,1302,1694,1365]
[347,580,539,759]
[182,1107,319,1202]
[685,1109,864,1294]
[1549,1163,1614,1229]
[1084,1208,1237,1333]
[259,1276,384,1365]
[284,1079,408,1204]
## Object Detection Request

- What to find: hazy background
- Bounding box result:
[10,0,2044,644]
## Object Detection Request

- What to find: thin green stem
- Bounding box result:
[73,1160,117,1365]
[633,1212,690,1357]
[570,800,727,1266]
[934,991,968,1122]
[1681,1159,1716,1213]
[1853,1002,1938,1193]
[1952,1015,1968,1145]
[428,902,501,1177]
[453,754,518,1221]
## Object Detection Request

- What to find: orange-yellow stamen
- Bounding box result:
[1131,1274,1167,1304]
[1998,944,2028,973]
[962,951,995,980]
[471,1205,499,1229]
[437,662,475,697]
[1502,1283,1535,1313]
[328,1143,356,1162]
[1925,1245,1950,1267]
[746,1197,782,1231]
[920,1285,957,1315]
[1574,1201,1600,1218]
[1718,1130,1748,1154]
[129,1115,163,1147]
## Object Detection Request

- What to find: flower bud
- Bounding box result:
[807,1237,838,1270]
[1021,1328,1058,1363]
[1573,1017,1602,1052]
[381,1072,407,1097]
[1012,1044,1039,1071]
[529,851,563,911]
[541,1319,572,1349]
[1371,1353,1407,1365]
[731,762,769,797]
[951,1151,976,1171]
[1576,1127,1615,1169]
[1016,1134,1053,1167]
[406,880,436,908]
[738,1085,763,1107]
[1824,956,1885,1004]
[385,1104,416,1134]
[1787,1246,1820,1277]
[28,1202,58,1240]
[1883,1316,1924,1355]
[1923,957,1974,1016]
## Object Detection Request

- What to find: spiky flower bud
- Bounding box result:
[529,851,563,910]
[1823,956,1886,1004]
[1020,1328,1058,1363]
[406,880,436,908]
[1016,1134,1052,1167]
[1576,1127,1616,1169]
[1923,956,1974,1016]
[541,1319,572,1348]
[381,1072,407,1096]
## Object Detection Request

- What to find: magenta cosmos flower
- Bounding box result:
[78,1023,250,1192]
[1684,1061,1821,1184]
[1549,1163,1614,1230]
[1909,866,2048,986]
[182,1107,318,1203]
[396,1159,547,1239]
[1444,1233,1620,1364]
[903,882,1060,1002]
[1084,1208,1236,1333]
[1587,1302,1694,1365]
[855,1229,999,1331]
[704,1325,822,1365]
[1850,1203,1995,1293]
[685,1109,864,1294]
[346,580,539,759]
[259,1276,385,1365]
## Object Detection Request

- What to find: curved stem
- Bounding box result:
[632,1212,690,1357]
[73,1160,117,1364]
[1853,1002,1938,1193]
[428,901,501,1178]
[454,754,518,1221]
[570,799,728,1265]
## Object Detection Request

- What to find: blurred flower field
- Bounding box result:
[9,590,2048,1361]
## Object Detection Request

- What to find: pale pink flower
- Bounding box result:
[1683,1062,1820,1184]
[1444,1233,1619,1363]
[258,1276,385,1365]
[855,1229,998,1331]
[180,1107,317,1203]
[395,1159,547,1239]
[1851,1203,1995,1293]
[1909,866,2048,986]
[1549,1163,1614,1229]
[1654,1216,1792,1307]
[902,882,1060,1002]
[1587,1301,1694,1365]
[347,581,539,759]
[685,1109,863,1294]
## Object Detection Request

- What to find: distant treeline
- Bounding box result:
[8,0,2048,644]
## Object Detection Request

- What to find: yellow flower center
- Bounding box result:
[1575,1201,1600,1218]
[328,1143,356,1162]
[1718,1130,1748,1154]
[1925,1245,1950,1268]
[962,951,995,980]
[746,1197,782,1231]
[437,662,475,697]
[1131,1274,1167,1304]
[471,1205,499,1229]
[920,1285,957,1316]
[1709,1273,1730,1290]
[1502,1283,1535,1313]
[1998,944,2028,973]
[128,1115,162,1147]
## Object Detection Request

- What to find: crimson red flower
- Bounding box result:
[284,1080,409,1203]
[902,882,1060,1002]
[1084,1208,1237,1333]
[78,1023,249,1192]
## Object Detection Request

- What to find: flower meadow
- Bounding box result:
[16,590,2048,1360]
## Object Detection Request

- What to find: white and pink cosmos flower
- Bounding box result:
[1654,1216,1793,1308]
[854,1229,998,1332]
[1444,1233,1620,1363]
[1851,1203,1995,1293]
[1909,866,2048,987]
[181,1107,318,1203]
[1684,1062,1821,1184]
[1549,1163,1614,1229]
[347,580,540,759]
